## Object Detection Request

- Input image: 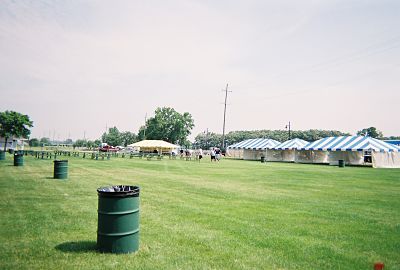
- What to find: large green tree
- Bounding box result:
[143,107,194,145]
[120,131,137,147]
[101,127,122,146]
[29,138,40,147]
[0,110,33,151]
[194,132,222,149]
[357,127,383,138]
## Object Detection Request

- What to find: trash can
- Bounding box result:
[338,160,345,168]
[54,160,68,179]
[0,151,5,161]
[97,185,140,254]
[14,153,24,166]
[261,156,265,163]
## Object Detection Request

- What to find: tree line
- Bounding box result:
[193,129,351,149]
[2,109,399,151]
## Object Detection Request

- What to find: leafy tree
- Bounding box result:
[357,127,383,138]
[137,126,146,141]
[64,138,73,145]
[102,127,122,146]
[73,139,87,148]
[93,139,102,148]
[120,131,137,146]
[29,138,40,147]
[0,110,33,151]
[40,137,51,146]
[194,132,222,149]
[382,136,400,140]
[143,107,194,145]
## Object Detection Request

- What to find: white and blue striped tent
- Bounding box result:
[265,138,309,162]
[228,138,280,150]
[227,138,280,160]
[301,136,399,152]
[273,138,309,150]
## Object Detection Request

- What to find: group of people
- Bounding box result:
[177,148,222,162]
[210,147,221,162]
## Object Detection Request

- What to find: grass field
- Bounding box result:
[0,154,399,269]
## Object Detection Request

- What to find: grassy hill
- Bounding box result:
[1,154,399,269]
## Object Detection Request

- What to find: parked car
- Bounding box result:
[99,145,118,152]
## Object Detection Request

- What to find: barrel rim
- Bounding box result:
[54,160,69,163]
[97,185,140,197]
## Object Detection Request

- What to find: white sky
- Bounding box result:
[1,0,399,141]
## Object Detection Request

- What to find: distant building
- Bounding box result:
[0,137,27,150]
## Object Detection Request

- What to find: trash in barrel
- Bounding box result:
[338,160,345,168]
[54,160,68,179]
[0,151,5,161]
[97,185,140,254]
[14,153,24,166]
[261,156,265,163]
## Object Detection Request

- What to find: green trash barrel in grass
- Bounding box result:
[261,156,265,163]
[338,160,345,168]
[0,151,5,161]
[97,185,140,254]
[14,153,24,166]
[54,160,68,179]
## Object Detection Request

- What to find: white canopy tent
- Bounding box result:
[127,140,179,154]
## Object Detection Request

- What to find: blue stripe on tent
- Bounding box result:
[327,136,352,150]
[304,137,331,150]
[303,137,327,150]
[318,137,339,150]
[332,136,361,150]
[227,138,280,150]
[342,136,367,150]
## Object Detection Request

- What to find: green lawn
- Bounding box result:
[0,154,399,269]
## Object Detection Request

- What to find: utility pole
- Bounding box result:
[221,83,231,150]
[143,113,147,139]
[285,121,291,140]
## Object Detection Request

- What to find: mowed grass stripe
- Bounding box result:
[0,155,399,269]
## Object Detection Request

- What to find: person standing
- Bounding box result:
[198,148,203,162]
[215,148,221,161]
[210,148,216,162]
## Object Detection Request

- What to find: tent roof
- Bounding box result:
[227,138,280,150]
[300,136,399,152]
[127,140,179,149]
[273,138,309,150]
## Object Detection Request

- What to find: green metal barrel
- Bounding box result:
[14,153,24,166]
[338,160,345,168]
[54,160,68,179]
[260,156,265,163]
[97,185,140,254]
[0,151,5,161]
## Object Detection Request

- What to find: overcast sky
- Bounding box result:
[1,0,399,141]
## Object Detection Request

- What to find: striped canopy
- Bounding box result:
[273,138,309,150]
[300,136,399,152]
[227,138,280,150]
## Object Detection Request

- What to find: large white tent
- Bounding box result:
[127,140,179,154]
[298,136,400,168]
[227,138,280,160]
[268,138,309,162]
